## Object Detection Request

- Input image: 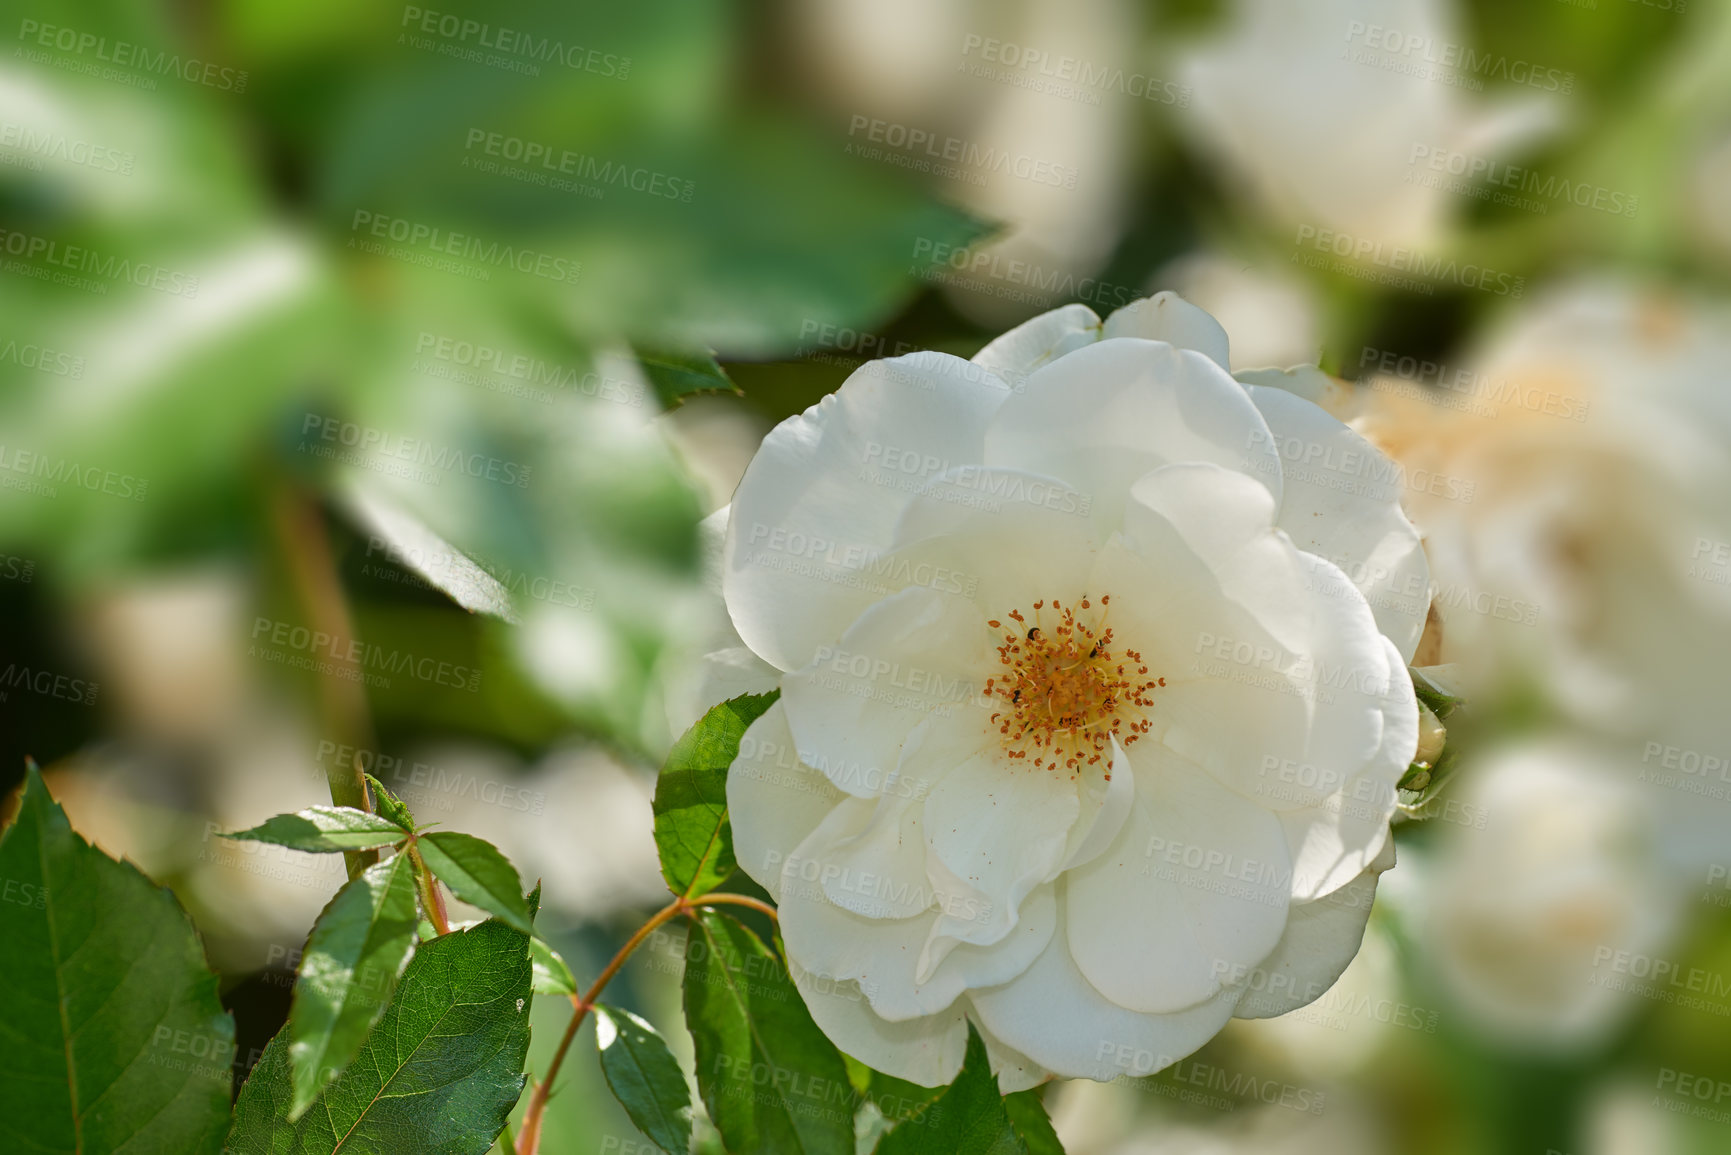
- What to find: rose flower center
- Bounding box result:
[985,595,1164,777]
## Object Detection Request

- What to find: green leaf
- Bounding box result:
[229,918,534,1154]
[226,806,409,852]
[1409,666,1464,720]
[653,691,779,899]
[416,831,533,934]
[845,1056,945,1126]
[287,852,420,1118]
[0,767,234,1154]
[1003,1089,1064,1155]
[595,1004,695,1155]
[529,936,578,996]
[366,773,417,832]
[683,909,854,1155]
[342,480,519,622]
[635,346,739,408]
[872,1023,1029,1155]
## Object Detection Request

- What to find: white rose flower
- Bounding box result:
[1419,740,1684,1048]
[1176,0,1558,249]
[715,293,1428,1088]
[1354,280,1731,866]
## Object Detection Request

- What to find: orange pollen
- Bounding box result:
[985,594,1165,778]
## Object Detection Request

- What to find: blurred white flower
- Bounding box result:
[788,0,1140,328]
[79,567,253,743]
[712,294,1427,1088]
[1354,279,1731,863]
[1178,0,1558,248]
[1153,253,1322,372]
[1088,1095,1385,1155]
[1421,740,1684,1048]
[1240,917,1409,1075]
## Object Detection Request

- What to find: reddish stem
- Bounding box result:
[513,893,777,1154]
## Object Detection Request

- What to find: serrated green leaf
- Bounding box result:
[653,691,779,899]
[229,919,533,1154]
[1003,1089,1064,1155]
[226,806,409,852]
[416,831,533,934]
[635,346,738,408]
[529,935,577,996]
[595,1004,695,1155]
[0,767,234,1154]
[287,852,420,1118]
[366,773,417,832]
[872,1023,1028,1155]
[684,909,854,1155]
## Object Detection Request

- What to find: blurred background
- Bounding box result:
[2,0,1730,1151]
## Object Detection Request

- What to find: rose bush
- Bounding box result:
[706,293,1430,1088]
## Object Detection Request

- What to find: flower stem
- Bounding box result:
[513,893,777,1154]
[267,480,377,879]
[405,838,451,936]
